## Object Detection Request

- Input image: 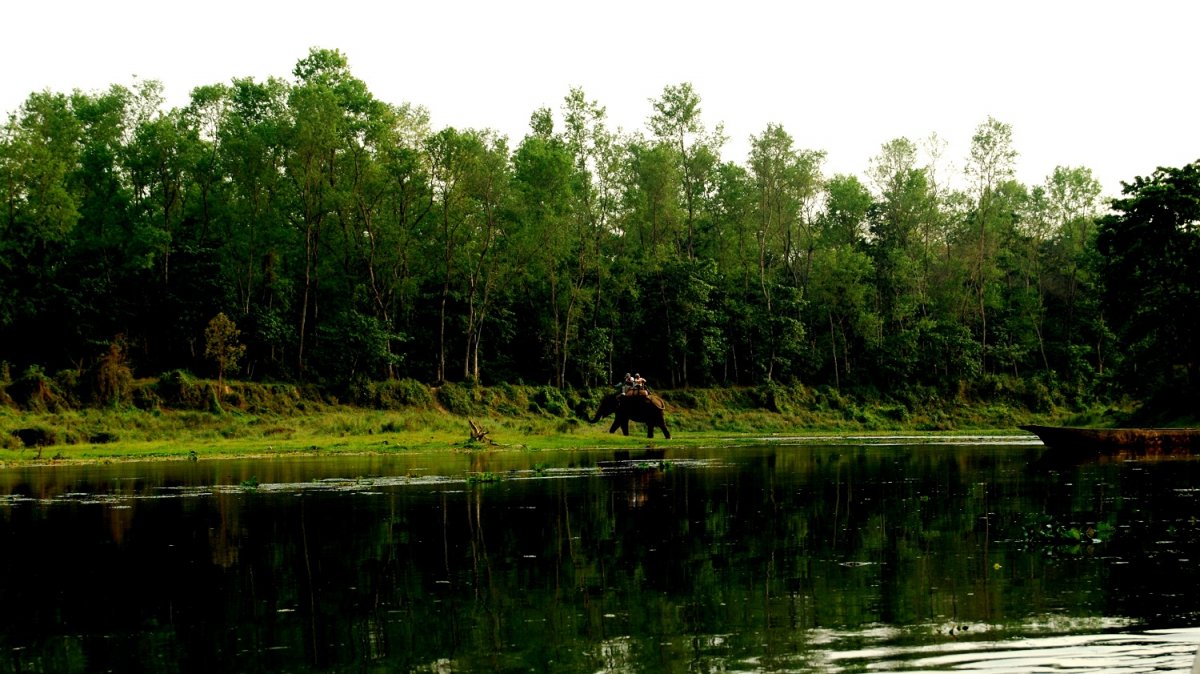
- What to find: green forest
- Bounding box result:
[2,48,1198,417]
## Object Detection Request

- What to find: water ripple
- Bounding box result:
[821,626,1200,672]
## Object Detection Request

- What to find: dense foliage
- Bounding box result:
[0,48,1194,409]
[1096,163,1200,412]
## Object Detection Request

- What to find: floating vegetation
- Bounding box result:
[1015,513,1115,554]
[0,454,724,507]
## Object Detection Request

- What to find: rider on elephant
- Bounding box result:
[632,373,648,395]
[616,372,651,397]
[617,372,634,396]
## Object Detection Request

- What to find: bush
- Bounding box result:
[132,381,163,410]
[9,425,82,447]
[0,432,21,450]
[662,389,700,410]
[227,382,305,414]
[750,382,814,414]
[530,387,569,416]
[12,426,56,447]
[1022,379,1056,414]
[747,383,782,413]
[490,384,527,417]
[437,382,478,416]
[53,369,83,408]
[8,366,69,412]
[155,370,209,409]
[368,379,434,409]
[90,340,134,407]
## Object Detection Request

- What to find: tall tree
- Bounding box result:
[963,117,1018,371]
[0,91,82,367]
[64,86,140,357]
[819,174,872,247]
[358,102,433,379]
[424,127,512,383]
[512,108,580,386]
[1096,161,1200,406]
[811,174,876,387]
[707,161,760,384]
[622,139,681,261]
[1046,166,1103,341]
[647,83,725,261]
[561,88,624,386]
[458,131,512,383]
[213,77,293,375]
[284,47,377,378]
[746,123,823,380]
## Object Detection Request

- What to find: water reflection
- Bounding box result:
[0,441,1198,672]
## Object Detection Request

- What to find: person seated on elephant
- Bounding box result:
[632,373,648,395]
[617,373,634,396]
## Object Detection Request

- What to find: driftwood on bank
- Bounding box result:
[468,419,496,445]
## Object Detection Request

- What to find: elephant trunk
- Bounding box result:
[590,394,617,424]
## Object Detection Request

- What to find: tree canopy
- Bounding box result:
[0,48,1189,411]
[1096,162,1200,409]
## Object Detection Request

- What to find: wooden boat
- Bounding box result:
[1021,424,1200,453]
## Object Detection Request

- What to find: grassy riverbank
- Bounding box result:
[0,375,1122,465]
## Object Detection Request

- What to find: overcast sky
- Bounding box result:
[4,0,1197,197]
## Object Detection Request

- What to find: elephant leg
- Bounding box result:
[611,417,630,436]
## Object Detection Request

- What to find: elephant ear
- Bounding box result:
[648,395,666,411]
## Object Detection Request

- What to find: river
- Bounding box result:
[1,436,1198,672]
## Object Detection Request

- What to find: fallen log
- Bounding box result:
[468,419,494,444]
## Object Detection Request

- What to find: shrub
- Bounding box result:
[54,369,83,408]
[369,379,434,409]
[484,384,529,417]
[91,339,134,407]
[11,426,57,448]
[155,370,210,409]
[205,313,246,388]
[132,381,163,410]
[225,382,304,414]
[1021,378,1058,414]
[663,389,700,410]
[9,366,68,412]
[749,382,790,413]
[879,404,909,423]
[530,387,569,416]
[437,382,478,416]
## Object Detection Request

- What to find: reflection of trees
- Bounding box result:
[5,446,1200,672]
[207,492,240,567]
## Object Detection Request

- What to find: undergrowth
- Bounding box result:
[0,372,1113,454]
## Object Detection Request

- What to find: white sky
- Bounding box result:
[3,0,1197,198]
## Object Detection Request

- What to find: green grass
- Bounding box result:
[0,377,1099,466]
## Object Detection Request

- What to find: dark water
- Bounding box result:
[2,437,1200,673]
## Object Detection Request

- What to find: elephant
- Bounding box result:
[590,393,671,439]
